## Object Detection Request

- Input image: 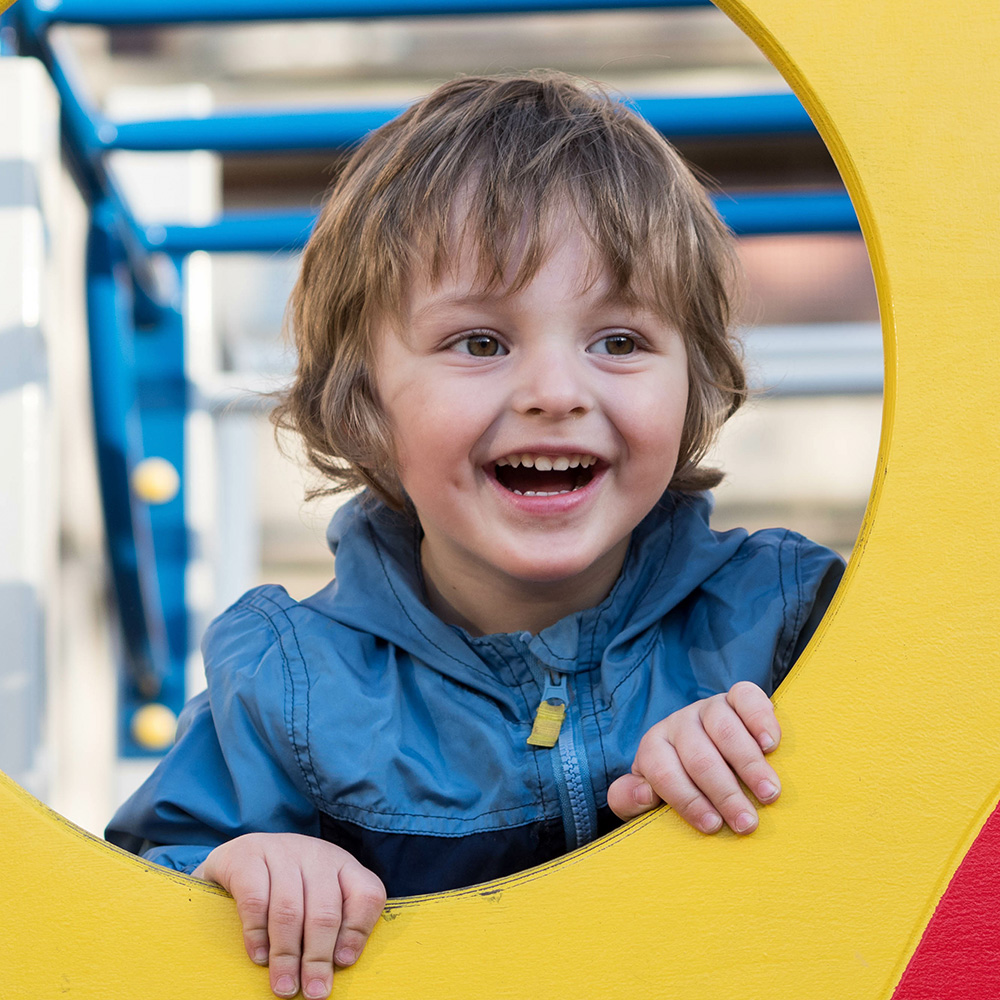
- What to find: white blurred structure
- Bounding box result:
[0,58,116,834]
[0,59,59,801]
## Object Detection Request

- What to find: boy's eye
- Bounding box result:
[457,333,507,357]
[590,333,637,356]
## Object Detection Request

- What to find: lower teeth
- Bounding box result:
[512,488,574,496]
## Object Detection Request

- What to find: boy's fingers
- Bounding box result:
[221,853,273,967]
[726,681,781,752]
[298,864,344,1000]
[670,723,759,834]
[334,865,387,967]
[606,772,662,821]
[701,695,782,807]
[262,858,306,999]
[629,738,724,834]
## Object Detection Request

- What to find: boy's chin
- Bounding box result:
[497,546,627,591]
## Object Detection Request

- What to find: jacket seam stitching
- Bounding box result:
[235,597,323,805]
[366,519,495,681]
[315,800,544,822]
[319,810,561,837]
[623,503,675,620]
[589,667,611,790]
[605,629,661,703]
[587,593,611,790]
[774,531,801,684]
[533,633,577,662]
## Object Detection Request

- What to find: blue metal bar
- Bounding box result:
[123,254,190,756]
[144,190,859,254]
[719,190,860,236]
[0,7,19,55]
[108,93,813,153]
[110,106,403,153]
[37,0,712,27]
[145,211,317,253]
[12,3,105,158]
[8,1,175,315]
[86,202,172,698]
[639,92,813,137]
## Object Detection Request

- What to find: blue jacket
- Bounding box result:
[106,492,843,897]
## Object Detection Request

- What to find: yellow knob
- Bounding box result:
[131,457,180,504]
[130,703,178,752]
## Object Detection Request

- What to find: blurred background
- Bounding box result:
[0,2,881,838]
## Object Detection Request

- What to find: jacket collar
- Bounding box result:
[305,492,747,681]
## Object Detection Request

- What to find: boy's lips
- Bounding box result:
[486,450,606,497]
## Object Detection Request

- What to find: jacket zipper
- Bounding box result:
[527,669,598,850]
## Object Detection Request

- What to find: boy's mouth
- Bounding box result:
[492,453,599,496]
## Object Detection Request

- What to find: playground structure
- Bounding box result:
[2,0,1000,996]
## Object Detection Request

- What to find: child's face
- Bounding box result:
[374,221,689,620]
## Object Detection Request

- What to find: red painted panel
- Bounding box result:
[892,800,1000,998]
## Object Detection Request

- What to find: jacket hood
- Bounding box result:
[304,492,749,681]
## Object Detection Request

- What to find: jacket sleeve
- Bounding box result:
[772,533,846,689]
[105,591,322,874]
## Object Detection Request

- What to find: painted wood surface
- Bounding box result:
[3,0,1000,996]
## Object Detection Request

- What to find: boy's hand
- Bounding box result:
[193,833,386,999]
[607,681,781,835]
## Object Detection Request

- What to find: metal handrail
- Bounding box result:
[108,93,815,152]
[144,191,859,255]
[35,0,712,27]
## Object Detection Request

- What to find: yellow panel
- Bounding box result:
[3,0,1000,997]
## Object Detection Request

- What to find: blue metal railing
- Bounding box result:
[145,191,858,255]
[107,93,815,153]
[35,0,713,27]
[3,0,862,755]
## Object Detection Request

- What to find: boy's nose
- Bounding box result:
[511,351,593,418]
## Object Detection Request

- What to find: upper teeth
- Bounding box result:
[495,453,597,470]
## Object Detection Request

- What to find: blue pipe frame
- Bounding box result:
[33,0,714,27]
[107,93,815,153]
[145,191,859,255]
[2,0,862,756]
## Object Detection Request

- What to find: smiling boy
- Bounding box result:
[107,72,844,1000]
[377,219,690,635]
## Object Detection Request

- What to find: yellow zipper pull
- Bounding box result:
[527,671,567,748]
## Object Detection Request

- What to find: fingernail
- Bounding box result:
[274,975,297,997]
[700,812,723,834]
[759,733,776,751]
[335,947,356,966]
[734,811,757,833]
[634,782,654,807]
[757,779,779,802]
[305,979,330,999]
[252,948,268,965]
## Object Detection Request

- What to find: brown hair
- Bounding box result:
[273,70,746,511]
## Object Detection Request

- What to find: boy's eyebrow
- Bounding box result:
[591,287,657,319]
[409,286,659,324]
[409,289,508,319]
